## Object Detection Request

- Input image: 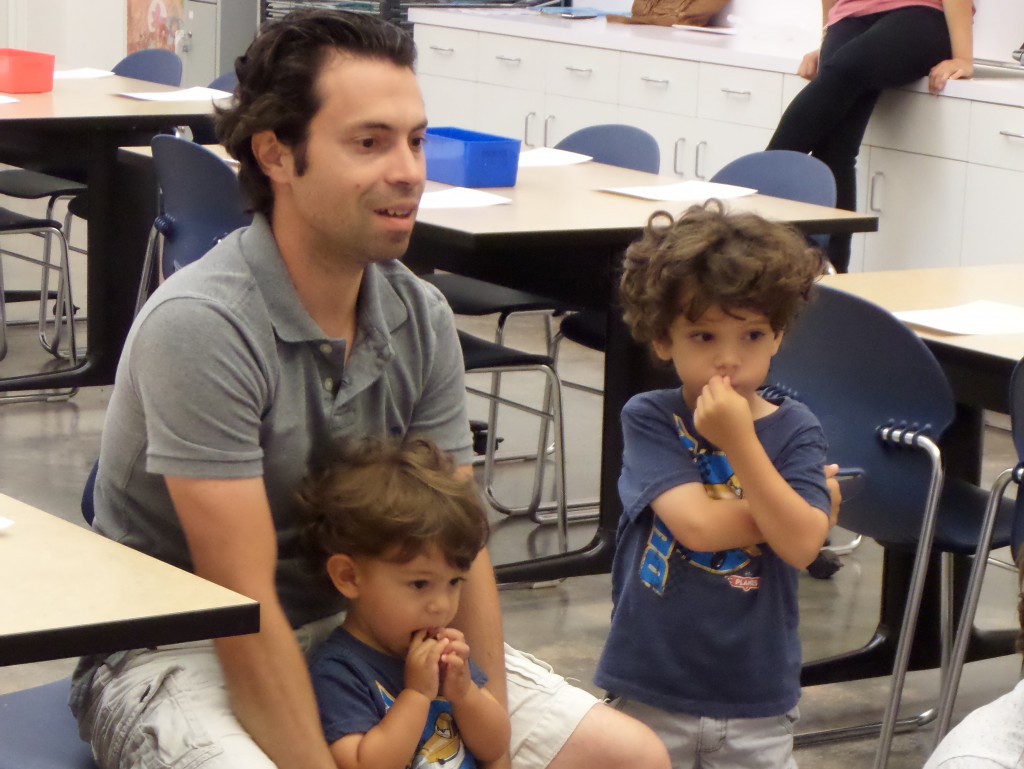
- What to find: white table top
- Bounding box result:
[822,265,1024,366]
[0,494,258,665]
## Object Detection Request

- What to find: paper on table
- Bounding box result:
[420,187,512,209]
[603,180,756,202]
[0,95,18,105]
[54,68,115,79]
[0,516,12,533]
[518,147,592,167]
[119,86,232,102]
[894,300,1024,335]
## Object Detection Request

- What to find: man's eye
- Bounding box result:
[411,580,429,589]
[411,136,425,150]
[359,138,375,149]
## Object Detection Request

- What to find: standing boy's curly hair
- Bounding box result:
[296,437,488,577]
[619,200,826,346]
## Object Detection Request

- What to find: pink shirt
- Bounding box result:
[827,0,945,26]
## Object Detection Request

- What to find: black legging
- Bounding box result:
[767,6,952,272]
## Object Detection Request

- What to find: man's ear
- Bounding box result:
[326,554,360,599]
[250,130,292,183]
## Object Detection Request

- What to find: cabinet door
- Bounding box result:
[181,0,217,88]
[415,26,478,80]
[476,83,545,147]
[477,32,546,92]
[697,63,784,130]
[544,43,619,104]
[541,94,620,148]
[418,73,478,127]
[962,164,1024,266]
[618,106,696,177]
[618,52,698,117]
[861,148,966,271]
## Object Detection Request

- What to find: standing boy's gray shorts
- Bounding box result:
[71,614,599,769]
[610,696,799,769]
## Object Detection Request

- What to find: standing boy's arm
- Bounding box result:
[694,377,830,568]
[651,486,765,552]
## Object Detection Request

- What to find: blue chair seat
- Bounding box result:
[0,678,96,769]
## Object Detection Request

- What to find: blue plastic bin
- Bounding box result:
[424,127,521,188]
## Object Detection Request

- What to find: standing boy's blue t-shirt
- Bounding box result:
[594,387,830,719]
[309,627,488,769]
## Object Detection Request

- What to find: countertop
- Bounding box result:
[409,8,1024,108]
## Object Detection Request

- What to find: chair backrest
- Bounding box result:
[767,285,956,545]
[112,49,183,87]
[711,150,836,252]
[207,71,238,93]
[1007,359,1024,555]
[151,134,252,278]
[554,124,661,173]
[711,150,836,207]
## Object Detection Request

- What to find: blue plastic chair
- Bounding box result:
[112,48,183,86]
[933,357,1024,744]
[135,134,252,314]
[711,149,836,252]
[0,48,183,361]
[474,125,660,528]
[767,285,1015,768]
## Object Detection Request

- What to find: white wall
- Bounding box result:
[6,0,125,69]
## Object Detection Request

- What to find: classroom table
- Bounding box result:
[799,265,1024,685]
[0,493,258,666]
[405,161,880,585]
[0,75,219,394]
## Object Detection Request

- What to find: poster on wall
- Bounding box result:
[127,0,185,54]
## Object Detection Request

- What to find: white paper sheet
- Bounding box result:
[419,187,512,209]
[0,516,12,533]
[0,95,19,105]
[54,68,115,79]
[894,300,1024,335]
[602,180,756,202]
[119,86,232,102]
[518,147,592,167]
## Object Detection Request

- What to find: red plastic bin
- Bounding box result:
[0,49,55,94]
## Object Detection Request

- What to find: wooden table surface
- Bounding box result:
[0,494,258,666]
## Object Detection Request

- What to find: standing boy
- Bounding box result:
[595,201,834,768]
[297,437,509,769]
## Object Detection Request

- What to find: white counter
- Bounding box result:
[409,7,1024,108]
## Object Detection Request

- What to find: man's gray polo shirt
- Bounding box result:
[93,215,473,626]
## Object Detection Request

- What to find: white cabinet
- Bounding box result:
[862,147,966,271]
[179,0,258,87]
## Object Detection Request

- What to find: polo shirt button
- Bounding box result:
[323,377,334,392]
[319,343,332,355]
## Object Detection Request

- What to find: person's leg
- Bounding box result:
[698,708,799,769]
[72,643,276,769]
[504,646,670,769]
[770,7,953,271]
[608,696,696,769]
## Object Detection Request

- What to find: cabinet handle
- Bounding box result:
[720,87,752,97]
[564,66,593,76]
[495,55,522,65]
[695,141,707,180]
[673,138,686,176]
[428,45,455,54]
[999,130,1024,140]
[544,115,555,148]
[640,76,670,86]
[524,111,536,147]
[869,171,884,212]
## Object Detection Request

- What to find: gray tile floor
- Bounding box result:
[0,311,1020,769]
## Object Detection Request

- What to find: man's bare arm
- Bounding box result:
[167,475,337,769]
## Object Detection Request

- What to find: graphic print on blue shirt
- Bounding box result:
[375,681,476,769]
[639,414,762,594]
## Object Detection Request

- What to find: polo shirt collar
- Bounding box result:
[241,214,409,348]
